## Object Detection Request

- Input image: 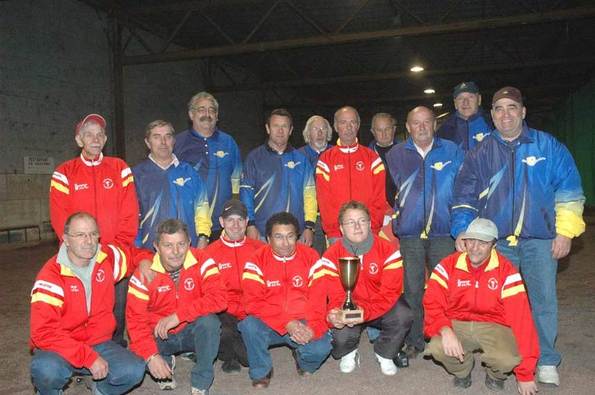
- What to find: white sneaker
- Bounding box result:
[375,353,398,376]
[339,349,360,373]
[537,365,560,386]
[191,388,209,395]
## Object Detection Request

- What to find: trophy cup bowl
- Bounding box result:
[338,256,363,322]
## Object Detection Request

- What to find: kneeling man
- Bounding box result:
[312,200,412,376]
[127,219,227,395]
[30,212,145,395]
[239,212,332,388]
[424,218,538,395]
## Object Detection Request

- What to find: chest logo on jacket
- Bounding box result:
[334,164,344,171]
[157,285,171,293]
[369,262,379,275]
[285,161,301,169]
[487,277,498,290]
[218,262,232,270]
[184,278,195,291]
[521,156,546,167]
[75,183,89,191]
[96,269,105,283]
[173,177,191,187]
[215,150,229,158]
[70,285,80,292]
[355,161,365,171]
[473,132,490,142]
[292,275,303,287]
[102,178,114,189]
[430,161,452,171]
[267,280,281,288]
[457,279,471,288]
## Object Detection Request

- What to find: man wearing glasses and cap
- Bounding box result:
[424,218,539,395]
[436,81,493,151]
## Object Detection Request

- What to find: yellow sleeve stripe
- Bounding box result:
[122,176,134,187]
[501,284,525,299]
[315,167,330,182]
[478,187,489,199]
[372,163,385,175]
[242,272,265,285]
[311,268,339,282]
[50,180,70,195]
[128,286,149,301]
[203,267,219,280]
[117,246,127,281]
[31,293,64,308]
[384,261,403,270]
[429,272,448,289]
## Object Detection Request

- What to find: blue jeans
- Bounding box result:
[238,316,332,380]
[156,314,220,391]
[497,238,560,366]
[30,340,145,395]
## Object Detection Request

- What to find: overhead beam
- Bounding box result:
[209,56,595,92]
[122,6,595,65]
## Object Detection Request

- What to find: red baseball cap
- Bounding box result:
[75,114,106,135]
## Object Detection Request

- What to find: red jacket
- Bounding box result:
[423,249,539,381]
[50,153,139,245]
[30,244,132,368]
[206,236,265,319]
[126,248,227,360]
[241,244,327,338]
[311,235,404,322]
[316,143,388,238]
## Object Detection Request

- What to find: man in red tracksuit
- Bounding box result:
[316,106,389,243]
[126,219,227,395]
[311,200,412,376]
[49,113,139,346]
[423,218,539,395]
[206,199,264,374]
[30,212,145,395]
[238,212,332,389]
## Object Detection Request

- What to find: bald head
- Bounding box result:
[406,106,436,149]
[334,106,360,146]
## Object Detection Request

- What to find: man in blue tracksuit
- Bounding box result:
[174,92,242,242]
[451,87,586,387]
[133,120,211,249]
[385,106,464,359]
[241,108,317,245]
[436,81,493,151]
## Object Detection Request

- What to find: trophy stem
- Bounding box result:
[343,289,357,310]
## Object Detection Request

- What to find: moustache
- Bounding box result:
[199,116,213,122]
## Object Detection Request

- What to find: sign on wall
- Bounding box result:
[24,156,55,174]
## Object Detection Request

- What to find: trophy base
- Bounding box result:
[339,309,363,323]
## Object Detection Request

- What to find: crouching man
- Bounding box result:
[30,212,145,395]
[238,212,332,388]
[424,218,539,395]
[126,219,227,395]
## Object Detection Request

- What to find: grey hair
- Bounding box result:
[188,91,219,112]
[302,115,332,143]
[333,106,361,125]
[145,120,175,139]
[371,113,396,129]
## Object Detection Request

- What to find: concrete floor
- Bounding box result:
[2,224,594,395]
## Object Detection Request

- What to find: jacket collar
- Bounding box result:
[337,139,359,153]
[148,153,179,170]
[455,248,499,273]
[220,234,247,248]
[265,143,294,154]
[80,152,103,166]
[494,122,534,145]
[57,243,106,277]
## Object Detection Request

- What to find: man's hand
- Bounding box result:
[197,237,209,249]
[246,225,260,241]
[517,380,538,395]
[455,234,466,253]
[300,228,314,246]
[327,308,345,329]
[344,311,365,328]
[138,259,155,284]
[286,320,313,345]
[440,326,465,363]
[154,313,180,340]
[147,354,173,380]
[89,356,109,380]
[551,234,571,259]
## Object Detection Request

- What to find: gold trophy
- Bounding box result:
[338,256,363,322]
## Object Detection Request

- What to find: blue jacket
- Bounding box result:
[132,156,211,249]
[174,128,242,231]
[436,109,493,151]
[386,137,464,238]
[240,144,317,235]
[298,144,332,169]
[451,126,585,242]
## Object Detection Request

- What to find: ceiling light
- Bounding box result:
[410,65,424,73]
[433,102,443,108]
[424,88,436,94]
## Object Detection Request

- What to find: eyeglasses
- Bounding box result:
[341,218,370,228]
[192,106,217,114]
[271,233,298,242]
[67,231,100,240]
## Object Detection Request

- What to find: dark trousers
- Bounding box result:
[400,236,454,350]
[218,312,249,366]
[112,277,129,347]
[331,298,413,360]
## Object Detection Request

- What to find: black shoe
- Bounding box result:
[403,344,422,359]
[393,351,409,368]
[453,374,472,389]
[221,359,242,374]
[252,368,273,388]
[485,373,505,391]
